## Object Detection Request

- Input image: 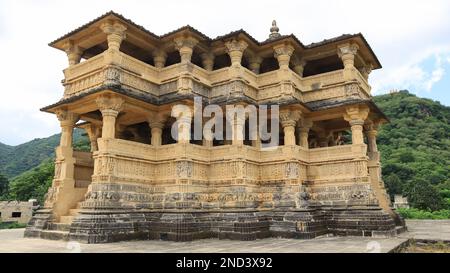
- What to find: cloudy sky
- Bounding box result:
[0,0,449,145]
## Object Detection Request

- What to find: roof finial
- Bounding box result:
[269,20,281,40]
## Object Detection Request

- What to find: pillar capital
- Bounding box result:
[337,43,359,70]
[55,109,79,126]
[360,63,373,79]
[80,123,101,152]
[343,105,369,145]
[152,49,167,68]
[273,44,295,69]
[174,36,198,63]
[100,21,127,51]
[343,105,369,122]
[291,55,307,76]
[54,109,79,147]
[225,39,248,65]
[280,109,301,126]
[63,41,83,66]
[96,95,124,115]
[280,109,301,146]
[147,112,168,146]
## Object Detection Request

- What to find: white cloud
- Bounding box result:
[1,0,450,145]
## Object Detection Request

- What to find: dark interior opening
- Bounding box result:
[213,54,231,70]
[303,55,344,77]
[165,51,181,66]
[12,212,21,218]
[259,57,279,74]
[120,40,154,66]
[191,50,204,68]
[82,41,108,59]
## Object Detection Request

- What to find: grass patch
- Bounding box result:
[397,208,450,219]
[0,221,27,229]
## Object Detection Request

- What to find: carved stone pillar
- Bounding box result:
[291,56,306,77]
[359,63,373,80]
[100,22,127,51]
[338,43,359,81]
[344,106,369,145]
[63,41,82,66]
[248,55,263,74]
[273,44,295,70]
[96,95,124,139]
[200,52,215,71]
[55,109,79,147]
[225,39,248,66]
[297,119,312,148]
[177,116,192,143]
[148,113,167,146]
[280,109,301,146]
[174,37,198,63]
[232,116,245,146]
[152,49,167,68]
[80,123,101,152]
[317,130,329,147]
[365,121,379,152]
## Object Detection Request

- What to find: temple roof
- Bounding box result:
[49,11,382,69]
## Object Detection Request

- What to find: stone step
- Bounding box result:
[69,209,80,216]
[395,225,407,234]
[59,216,74,224]
[48,223,71,232]
[40,230,69,241]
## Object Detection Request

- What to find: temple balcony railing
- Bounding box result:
[92,138,369,184]
[61,51,372,102]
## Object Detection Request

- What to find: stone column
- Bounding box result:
[152,49,167,68]
[248,55,263,74]
[200,52,215,71]
[273,44,295,70]
[317,130,329,147]
[63,41,83,66]
[280,109,301,146]
[174,37,198,63]
[96,95,124,139]
[225,39,248,66]
[232,116,245,146]
[338,43,359,81]
[80,123,101,152]
[177,116,192,144]
[100,22,127,51]
[359,64,373,80]
[55,110,79,147]
[365,121,379,152]
[297,119,312,148]
[344,106,370,145]
[147,113,167,146]
[291,56,306,77]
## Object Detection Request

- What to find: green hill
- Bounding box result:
[0,129,88,179]
[374,90,450,211]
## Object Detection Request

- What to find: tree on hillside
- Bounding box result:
[7,160,54,204]
[0,173,8,198]
[404,179,445,211]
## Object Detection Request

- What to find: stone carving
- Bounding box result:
[285,162,299,179]
[176,161,193,178]
[104,67,121,86]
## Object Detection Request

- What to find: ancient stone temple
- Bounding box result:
[25,11,405,243]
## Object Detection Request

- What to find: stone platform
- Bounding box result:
[2,220,448,253]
